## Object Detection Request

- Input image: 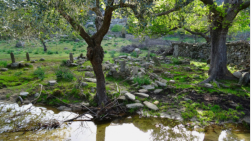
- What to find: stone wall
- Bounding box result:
[172,41,250,68]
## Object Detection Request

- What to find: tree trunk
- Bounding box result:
[87,44,108,106]
[206,25,236,82]
[40,38,47,52]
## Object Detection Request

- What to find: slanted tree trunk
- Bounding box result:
[40,38,47,52]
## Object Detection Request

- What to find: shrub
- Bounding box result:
[7,50,14,54]
[172,58,182,64]
[150,53,156,57]
[72,48,76,51]
[33,68,45,80]
[130,51,138,57]
[47,50,54,55]
[54,67,74,81]
[111,24,123,32]
[133,76,151,86]
[0,61,7,67]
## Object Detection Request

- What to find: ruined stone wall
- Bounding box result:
[172,41,250,68]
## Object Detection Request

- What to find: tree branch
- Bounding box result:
[184,28,210,42]
[237,1,250,11]
[58,10,93,46]
[200,0,218,13]
[155,0,194,17]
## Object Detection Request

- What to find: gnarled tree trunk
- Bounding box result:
[40,38,47,52]
[87,43,107,106]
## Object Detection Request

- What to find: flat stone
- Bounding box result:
[0,68,8,71]
[81,82,88,87]
[138,89,148,93]
[118,95,126,101]
[160,79,168,83]
[169,80,175,83]
[49,80,57,86]
[154,89,163,94]
[57,106,71,111]
[134,93,149,98]
[39,58,45,61]
[141,85,155,90]
[125,92,135,101]
[84,78,96,83]
[85,72,95,78]
[126,103,144,109]
[155,81,167,87]
[81,102,90,107]
[143,101,159,111]
[30,60,36,63]
[233,71,242,79]
[204,83,213,88]
[20,92,29,96]
[71,63,78,66]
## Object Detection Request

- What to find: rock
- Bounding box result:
[85,72,95,78]
[34,93,39,97]
[126,103,144,109]
[49,80,57,86]
[84,78,97,83]
[155,81,167,87]
[160,79,168,83]
[39,58,45,61]
[23,68,29,71]
[238,72,250,86]
[57,106,71,111]
[91,87,95,93]
[152,56,161,66]
[121,91,128,94]
[169,80,175,83]
[19,63,25,67]
[141,85,155,90]
[16,41,25,48]
[151,82,158,87]
[20,92,29,96]
[143,101,159,111]
[30,60,36,63]
[138,89,148,93]
[25,63,32,67]
[233,71,242,79]
[23,100,30,104]
[184,67,192,71]
[11,63,19,68]
[184,98,191,101]
[125,92,135,101]
[153,101,159,105]
[85,66,93,71]
[72,106,82,112]
[81,102,90,107]
[154,89,163,94]
[81,82,88,87]
[207,59,210,64]
[134,93,149,98]
[204,83,213,88]
[118,95,126,101]
[134,100,141,103]
[242,116,250,124]
[0,68,8,71]
[71,63,78,66]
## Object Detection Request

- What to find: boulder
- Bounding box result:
[16,41,25,48]
[204,83,213,88]
[81,82,88,87]
[126,103,144,109]
[238,72,250,86]
[143,101,159,111]
[11,63,19,68]
[233,71,242,79]
[25,63,32,67]
[125,92,135,101]
[30,60,36,63]
[40,58,45,61]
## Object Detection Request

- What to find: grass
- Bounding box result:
[133,76,151,86]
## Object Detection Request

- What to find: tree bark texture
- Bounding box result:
[40,38,47,52]
[87,44,107,106]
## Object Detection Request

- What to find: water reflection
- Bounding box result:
[0,103,249,141]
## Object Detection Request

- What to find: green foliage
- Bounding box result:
[47,50,54,55]
[172,58,182,64]
[149,53,156,57]
[54,67,74,81]
[133,76,151,86]
[33,68,45,80]
[14,71,23,76]
[109,51,116,58]
[0,61,7,67]
[6,93,11,98]
[111,24,123,32]
[52,89,63,96]
[130,51,138,57]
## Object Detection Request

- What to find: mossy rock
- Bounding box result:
[53,89,63,96]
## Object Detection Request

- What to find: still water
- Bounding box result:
[0,102,249,141]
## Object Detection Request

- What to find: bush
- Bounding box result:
[54,67,74,81]
[14,71,23,76]
[34,68,45,80]
[133,76,151,86]
[172,58,182,64]
[7,50,14,54]
[109,51,116,58]
[130,51,138,57]
[111,24,123,32]
[0,61,7,67]
[72,48,76,51]
[47,50,54,55]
